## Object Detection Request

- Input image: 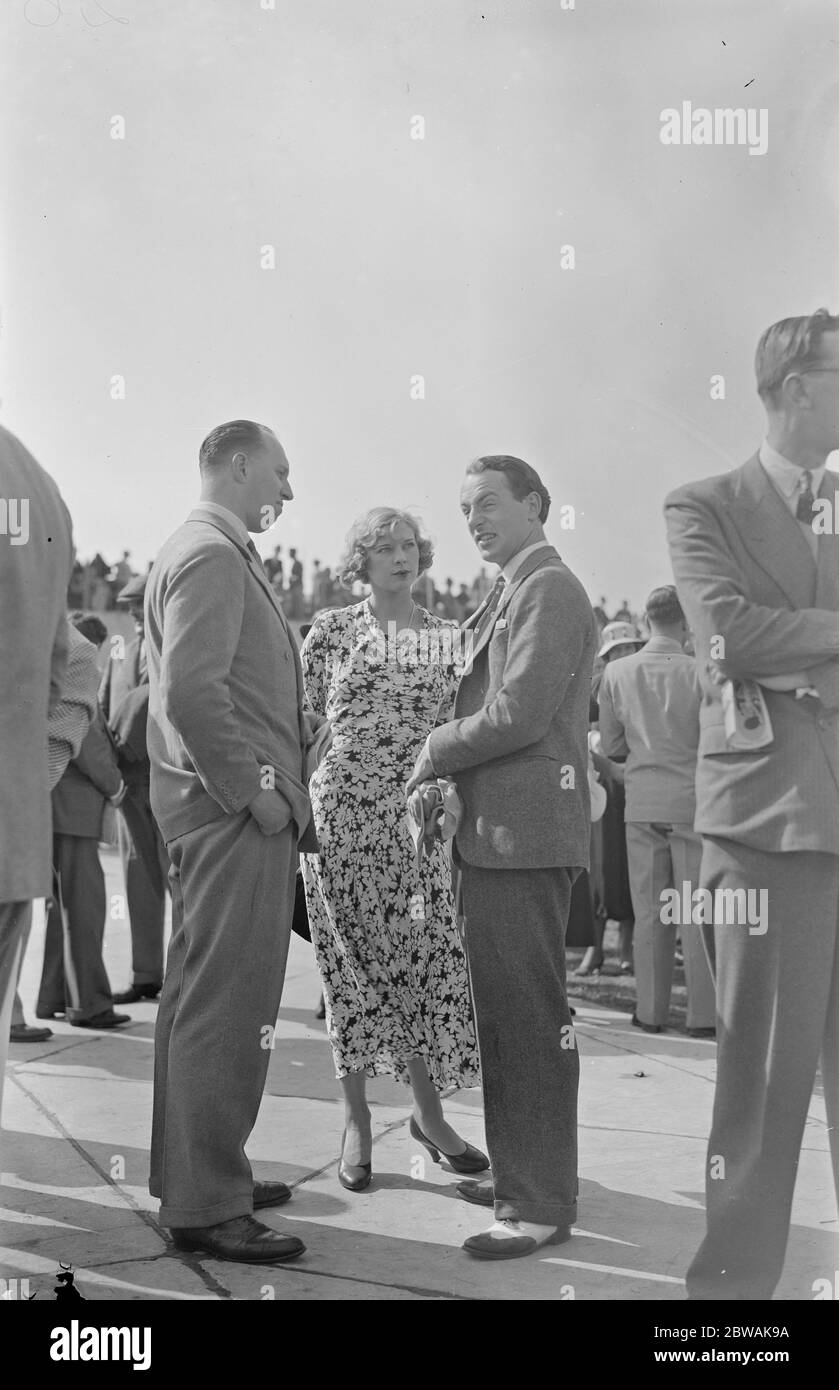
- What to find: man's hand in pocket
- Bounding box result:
[248,788,293,836]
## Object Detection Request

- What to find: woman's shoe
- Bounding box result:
[409,1115,489,1174]
[574,946,604,976]
[338,1129,372,1192]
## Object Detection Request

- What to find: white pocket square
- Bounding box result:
[494,617,508,630]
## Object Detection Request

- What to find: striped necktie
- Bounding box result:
[473,574,506,641]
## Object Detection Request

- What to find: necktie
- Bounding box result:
[246,539,265,569]
[796,470,816,523]
[137,638,148,683]
[473,574,506,642]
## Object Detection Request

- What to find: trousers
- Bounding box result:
[687,836,839,1300]
[459,861,578,1226]
[625,820,716,1029]
[118,781,169,986]
[37,835,113,1022]
[149,809,297,1228]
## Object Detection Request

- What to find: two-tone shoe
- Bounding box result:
[462,1219,572,1260]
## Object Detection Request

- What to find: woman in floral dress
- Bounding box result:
[301,507,486,1190]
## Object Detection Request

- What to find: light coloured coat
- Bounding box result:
[664,454,839,851]
[0,425,74,901]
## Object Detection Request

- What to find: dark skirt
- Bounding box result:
[601,783,633,921]
[565,868,596,948]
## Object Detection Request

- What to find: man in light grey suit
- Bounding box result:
[0,425,73,1121]
[409,455,597,1259]
[665,308,839,1299]
[146,419,319,1264]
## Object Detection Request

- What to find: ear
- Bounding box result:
[230,450,248,480]
[781,373,814,410]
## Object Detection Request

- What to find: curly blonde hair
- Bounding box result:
[339,507,434,587]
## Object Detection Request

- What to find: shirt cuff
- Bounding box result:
[795,687,820,700]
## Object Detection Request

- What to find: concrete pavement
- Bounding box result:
[2,849,836,1301]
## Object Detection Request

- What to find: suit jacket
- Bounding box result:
[52,709,122,838]
[429,544,597,869]
[145,505,314,847]
[0,425,74,901]
[664,453,839,853]
[100,637,151,771]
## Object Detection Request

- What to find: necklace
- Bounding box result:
[368,597,421,631]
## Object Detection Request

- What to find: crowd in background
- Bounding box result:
[67,546,643,633]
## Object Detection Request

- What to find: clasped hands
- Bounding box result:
[249,712,330,836]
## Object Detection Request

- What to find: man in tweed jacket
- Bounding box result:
[409,454,597,1259]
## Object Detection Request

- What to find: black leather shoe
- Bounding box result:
[687,1026,716,1039]
[409,1116,490,1174]
[112,983,162,1004]
[631,1013,663,1034]
[456,1179,495,1207]
[9,1024,53,1042]
[71,1011,132,1029]
[36,1007,65,1020]
[253,1180,292,1209]
[169,1214,305,1263]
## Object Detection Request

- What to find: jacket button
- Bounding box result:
[285,652,290,661]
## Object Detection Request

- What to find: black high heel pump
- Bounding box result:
[409,1116,489,1174]
[338,1129,372,1192]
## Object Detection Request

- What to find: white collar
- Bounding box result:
[501,540,552,586]
[759,440,826,498]
[198,500,251,547]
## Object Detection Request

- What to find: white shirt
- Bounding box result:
[758,440,825,561]
[501,539,553,588]
[198,500,250,548]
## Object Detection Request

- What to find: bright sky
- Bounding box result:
[2,0,838,605]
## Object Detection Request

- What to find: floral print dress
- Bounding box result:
[300,600,480,1089]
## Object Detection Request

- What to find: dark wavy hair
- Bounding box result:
[466,455,551,521]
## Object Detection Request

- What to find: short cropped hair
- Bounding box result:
[755,308,839,404]
[69,611,108,647]
[466,455,551,521]
[199,420,271,473]
[645,585,685,626]
[339,508,434,586]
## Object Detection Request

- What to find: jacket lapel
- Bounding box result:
[187,506,307,736]
[728,456,817,609]
[464,544,558,669]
